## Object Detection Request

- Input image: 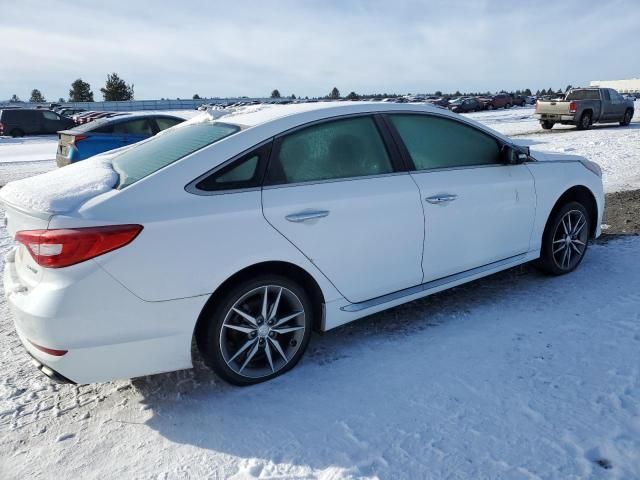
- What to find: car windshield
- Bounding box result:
[566,90,600,101]
[112,122,240,189]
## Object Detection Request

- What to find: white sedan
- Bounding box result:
[1,102,604,385]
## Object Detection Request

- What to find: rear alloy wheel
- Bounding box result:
[198,275,313,385]
[577,112,592,130]
[537,201,590,275]
[620,109,633,126]
[541,121,554,130]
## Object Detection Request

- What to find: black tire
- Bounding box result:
[487,104,494,110]
[197,274,314,386]
[577,112,592,130]
[620,109,633,126]
[9,128,24,137]
[541,121,554,130]
[536,201,590,276]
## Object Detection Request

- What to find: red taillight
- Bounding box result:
[569,101,577,113]
[29,340,68,356]
[0,121,4,135]
[70,135,87,145]
[15,225,143,268]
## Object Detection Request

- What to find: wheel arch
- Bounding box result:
[194,261,327,346]
[581,108,593,118]
[544,185,598,240]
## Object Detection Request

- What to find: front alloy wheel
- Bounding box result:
[198,275,313,385]
[551,209,589,271]
[537,201,590,275]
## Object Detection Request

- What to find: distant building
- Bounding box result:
[590,78,640,93]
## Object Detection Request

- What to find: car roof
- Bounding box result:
[202,101,511,145]
[219,101,444,127]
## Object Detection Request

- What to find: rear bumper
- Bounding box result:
[3,254,207,383]
[534,113,576,123]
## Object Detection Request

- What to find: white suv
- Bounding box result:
[1,102,604,385]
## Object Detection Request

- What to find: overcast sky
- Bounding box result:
[1,0,639,101]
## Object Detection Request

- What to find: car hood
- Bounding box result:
[528,150,585,163]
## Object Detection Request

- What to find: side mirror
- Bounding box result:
[501,144,529,165]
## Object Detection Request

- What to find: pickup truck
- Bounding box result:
[534,88,634,130]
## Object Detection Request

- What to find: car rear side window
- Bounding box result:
[155,117,183,131]
[113,119,154,135]
[566,90,600,101]
[389,114,501,170]
[265,116,393,185]
[113,122,240,188]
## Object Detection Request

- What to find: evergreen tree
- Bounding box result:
[434,90,442,96]
[291,94,296,99]
[9,94,21,103]
[100,73,134,101]
[345,91,359,100]
[69,79,94,102]
[193,93,201,99]
[524,88,532,96]
[58,97,65,103]
[329,87,340,99]
[29,89,46,103]
[270,89,281,98]
[565,85,573,92]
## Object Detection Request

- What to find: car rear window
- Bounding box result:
[112,122,240,188]
[566,90,600,101]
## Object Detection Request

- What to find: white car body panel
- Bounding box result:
[1,102,605,383]
[262,173,424,303]
[410,164,536,281]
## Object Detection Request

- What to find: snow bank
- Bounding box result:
[0,156,118,214]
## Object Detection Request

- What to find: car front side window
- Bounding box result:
[265,116,393,185]
[43,111,59,121]
[389,114,501,170]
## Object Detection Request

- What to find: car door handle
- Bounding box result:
[425,194,458,204]
[285,210,330,223]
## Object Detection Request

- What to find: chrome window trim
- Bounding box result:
[261,171,410,191]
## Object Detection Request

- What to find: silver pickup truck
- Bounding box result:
[534,88,634,130]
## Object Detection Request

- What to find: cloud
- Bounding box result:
[1,0,639,100]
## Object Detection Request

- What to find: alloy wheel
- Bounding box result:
[219,285,306,379]
[551,210,588,270]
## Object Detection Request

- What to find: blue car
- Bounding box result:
[56,113,184,166]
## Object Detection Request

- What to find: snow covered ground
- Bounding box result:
[1,106,639,479]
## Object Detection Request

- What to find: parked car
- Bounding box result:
[56,114,185,166]
[534,88,635,130]
[0,108,75,137]
[76,111,122,125]
[426,97,450,108]
[511,95,527,107]
[484,93,512,110]
[57,108,86,117]
[72,111,100,123]
[448,97,483,113]
[1,102,604,386]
